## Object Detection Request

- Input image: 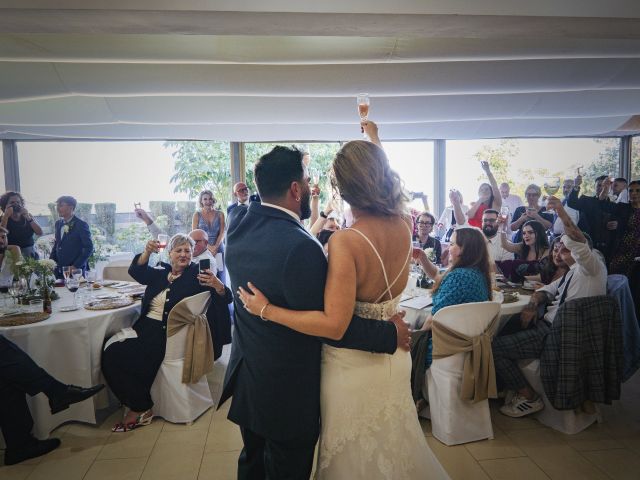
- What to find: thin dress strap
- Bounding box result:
[349,221,413,302]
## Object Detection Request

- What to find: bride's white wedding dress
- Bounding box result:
[315,227,450,479]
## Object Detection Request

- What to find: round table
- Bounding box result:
[401,288,531,330]
[0,287,141,439]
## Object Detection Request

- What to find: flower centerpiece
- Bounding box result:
[9,253,59,302]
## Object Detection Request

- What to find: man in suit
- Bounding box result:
[50,196,93,279]
[1,335,104,465]
[227,182,250,215]
[220,146,410,479]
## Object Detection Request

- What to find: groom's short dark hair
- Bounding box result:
[254,146,305,201]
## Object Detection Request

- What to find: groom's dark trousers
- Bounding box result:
[220,203,398,479]
[0,335,65,449]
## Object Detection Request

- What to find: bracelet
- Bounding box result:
[260,302,270,321]
[320,211,328,219]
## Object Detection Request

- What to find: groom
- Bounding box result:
[220,146,410,479]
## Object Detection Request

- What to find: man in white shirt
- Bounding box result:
[551,179,581,237]
[190,229,217,270]
[481,209,514,261]
[499,182,523,220]
[613,177,629,203]
[492,196,607,418]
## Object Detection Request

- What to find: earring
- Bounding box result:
[295,197,300,202]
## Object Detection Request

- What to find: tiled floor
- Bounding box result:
[2,370,639,480]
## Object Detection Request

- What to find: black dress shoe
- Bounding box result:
[49,384,105,414]
[4,438,61,465]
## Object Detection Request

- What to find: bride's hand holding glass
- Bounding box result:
[237,282,270,318]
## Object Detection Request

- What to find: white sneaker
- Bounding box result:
[499,394,544,418]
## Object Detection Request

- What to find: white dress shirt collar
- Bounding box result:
[260,202,301,222]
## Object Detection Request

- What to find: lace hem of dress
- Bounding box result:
[317,384,420,479]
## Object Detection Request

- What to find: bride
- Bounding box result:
[238,121,449,479]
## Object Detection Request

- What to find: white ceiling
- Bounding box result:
[1,1,640,141]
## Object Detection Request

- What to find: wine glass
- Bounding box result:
[543,177,561,211]
[65,276,80,308]
[499,206,510,226]
[62,266,72,282]
[9,278,28,309]
[154,234,169,269]
[356,93,370,138]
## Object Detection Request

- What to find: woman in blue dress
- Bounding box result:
[192,190,226,280]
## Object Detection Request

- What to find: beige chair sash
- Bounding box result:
[166,296,214,384]
[432,314,499,403]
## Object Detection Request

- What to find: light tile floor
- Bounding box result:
[2,370,639,480]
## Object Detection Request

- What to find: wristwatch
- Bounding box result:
[320,211,328,219]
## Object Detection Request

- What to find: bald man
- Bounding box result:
[189,228,217,269]
[227,182,250,215]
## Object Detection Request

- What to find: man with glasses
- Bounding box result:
[481,209,514,261]
[189,228,217,268]
[227,182,251,215]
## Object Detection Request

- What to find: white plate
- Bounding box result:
[59,305,79,312]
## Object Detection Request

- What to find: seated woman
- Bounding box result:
[0,192,43,259]
[102,234,232,432]
[414,212,442,264]
[538,236,570,285]
[411,227,493,410]
[498,219,550,282]
[509,184,553,242]
[0,226,21,291]
[466,161,502,228]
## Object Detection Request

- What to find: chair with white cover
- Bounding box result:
[426,301,501,445]
[102,256,136,282]
[150,292,214,424]
[518,359,599,434]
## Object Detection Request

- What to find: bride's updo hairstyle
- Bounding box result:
[331,140,408,217]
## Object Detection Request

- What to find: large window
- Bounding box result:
[632,136,640,181]
[383,142,434,213]
[18,141,202,254]
[445,138,620,213]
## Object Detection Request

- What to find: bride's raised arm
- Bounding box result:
[238,230,357,340]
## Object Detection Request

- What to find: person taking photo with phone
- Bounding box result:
[0,192,43,259]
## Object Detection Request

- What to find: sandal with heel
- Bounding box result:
[112,410,153,432]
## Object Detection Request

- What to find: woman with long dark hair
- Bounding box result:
[500,219,549,261]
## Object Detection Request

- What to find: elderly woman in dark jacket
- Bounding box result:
[102,234,232,432]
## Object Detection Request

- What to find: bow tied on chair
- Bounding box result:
[166,296,214,384]
[432,314,499,403]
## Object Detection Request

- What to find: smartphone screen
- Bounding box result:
[199,258,210,274]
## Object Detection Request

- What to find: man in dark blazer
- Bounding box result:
[220,146,410,479]
[227,182,251,215]
[49,196,93,279]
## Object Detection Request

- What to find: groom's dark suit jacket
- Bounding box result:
[50,215,93,278]
[220,202,397,444]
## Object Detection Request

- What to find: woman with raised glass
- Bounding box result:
[102,233,232,432]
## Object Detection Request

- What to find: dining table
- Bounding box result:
[0,286,141,440]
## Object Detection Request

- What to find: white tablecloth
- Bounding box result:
[0,288,141,439]
[401,288,530,330]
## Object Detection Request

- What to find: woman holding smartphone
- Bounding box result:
[102,234,232,431]
[509,184,553,242]
[0,192,43,259]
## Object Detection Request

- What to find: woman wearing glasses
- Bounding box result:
[414,212,441,265]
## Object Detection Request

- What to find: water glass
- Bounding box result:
[27,299,44,313]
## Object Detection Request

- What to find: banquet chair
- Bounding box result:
[426,301,500,445]
[150,292,214,424]
[606,274,640,381]
[102,257,135,282]
[517,296,622,434]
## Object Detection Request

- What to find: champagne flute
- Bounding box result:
[154,234,169,269]
[356,93,370,138]
[499,206,510,225]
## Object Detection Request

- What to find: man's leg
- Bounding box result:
[492,322,550,417]
[237,427,266,480]
[0,380,34,450]
[0,335,66,399]
[263,436,316,480]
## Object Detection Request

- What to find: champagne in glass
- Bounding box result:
[356,93,370,138]
[500,206,510,223]
[154,234,169,269]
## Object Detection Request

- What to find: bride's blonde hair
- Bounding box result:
[331,140,408,217]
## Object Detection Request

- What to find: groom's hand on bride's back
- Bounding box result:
[389,311,411,352]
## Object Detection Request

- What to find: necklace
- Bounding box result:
[167,271,182,283]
